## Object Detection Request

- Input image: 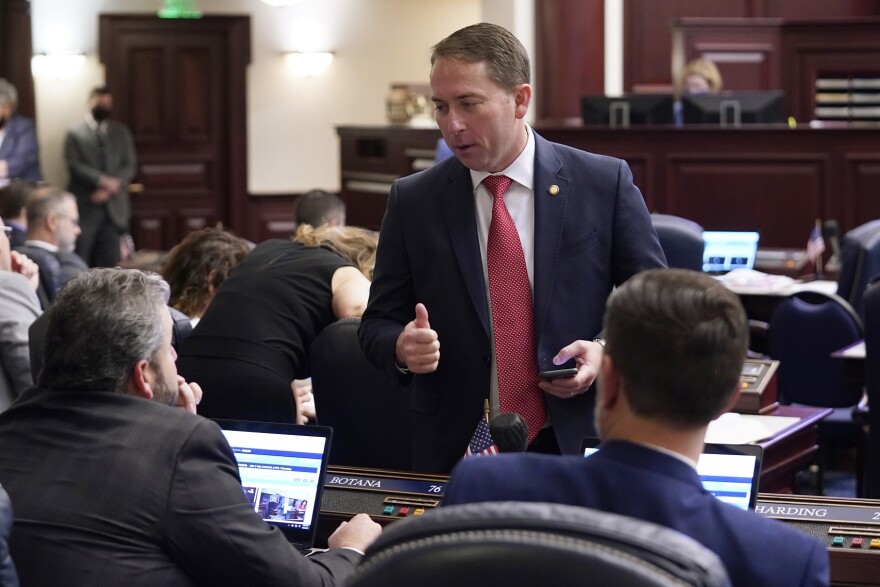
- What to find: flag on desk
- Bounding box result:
[807,221,826,265]
[465,415,498,458]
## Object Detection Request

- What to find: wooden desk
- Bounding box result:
[756,405,832,494]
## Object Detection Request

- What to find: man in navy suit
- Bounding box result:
[359,23,666,473]
[443,269,830,587]
[0,79,42,186]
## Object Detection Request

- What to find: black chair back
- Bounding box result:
[650,213,704,271]
[837,219,880,319]
[348,502,731,587]
[768,290,863,407]
[863,280,880,498]
[309,318,412,470]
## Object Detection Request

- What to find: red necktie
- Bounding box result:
[484,175,545,444]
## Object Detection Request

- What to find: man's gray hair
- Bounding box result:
[0,79,18,111]
[39,268,171,393]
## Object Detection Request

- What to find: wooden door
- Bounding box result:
[99,15,250,251]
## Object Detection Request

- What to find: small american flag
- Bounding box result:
[807,224,826,264]
[465,416,498,457]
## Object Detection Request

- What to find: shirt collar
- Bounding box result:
[632,441,700,472]
[24,239,59,253]
[470,124,535,192]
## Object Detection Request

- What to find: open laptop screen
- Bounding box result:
[702,231,760,273]
[581,439,762,510]
[214,419,333,549]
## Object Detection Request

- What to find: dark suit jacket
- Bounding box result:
[13,244,88,305]
[64,119,136,232]
[0,387,360,586]
[0,115,41,182]
[443,441,830,587]
[359,131,666,472]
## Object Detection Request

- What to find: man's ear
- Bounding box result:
[715,384,743,419]
[513,83,532,119]
[598,355,621,410]
[127,359,154,400]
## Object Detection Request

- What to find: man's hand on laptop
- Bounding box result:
[173,376,203,415]
[327,513,382,554]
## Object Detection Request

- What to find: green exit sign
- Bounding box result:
[158,0,203,19]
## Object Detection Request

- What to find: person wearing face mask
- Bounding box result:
[0,78,43,187]
[63,86,137,267]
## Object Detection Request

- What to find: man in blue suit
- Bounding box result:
[0,79,42,186]
[443,268,830,587]
[359,23,666,473]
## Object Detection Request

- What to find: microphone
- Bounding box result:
[490,413,528,452]
[824,219,841,272]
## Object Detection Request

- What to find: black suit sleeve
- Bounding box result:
[162,419,359,586]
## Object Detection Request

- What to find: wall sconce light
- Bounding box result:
[283,51,334,77]
[31,52,86,79]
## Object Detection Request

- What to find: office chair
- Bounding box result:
[862,280,880,498]
[348,502,731,587]
[768,290,865,493]
[650,213,704,271]
[836,219,880,319]
[309,318,412,470]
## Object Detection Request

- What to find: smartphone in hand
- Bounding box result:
[538,357,578,380]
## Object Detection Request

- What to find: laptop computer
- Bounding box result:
[580,438,763,510]
[702,231,760,274]
[214,419,333,551]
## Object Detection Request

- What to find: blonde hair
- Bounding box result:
[294,224,379,279]
[677,59,723,98]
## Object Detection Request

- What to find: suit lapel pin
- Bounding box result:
[548,184,560,196]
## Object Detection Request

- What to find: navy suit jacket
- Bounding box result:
[0,116,41,182]
[359,131,666,473]
[443,441,830,587]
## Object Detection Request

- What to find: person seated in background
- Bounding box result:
[14,186,88,307]
[0,79,42,186]
[294,189,346,229]
[177,224,378,425]
[0,268,381,586]
[674,58,723,125]
[442,268,829,587]
[0,179,37,248]
[160,227,251,327]
[0,217,41,412]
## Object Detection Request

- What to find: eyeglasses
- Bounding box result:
[2,226,12,237]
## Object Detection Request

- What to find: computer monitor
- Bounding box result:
[581,94,675,127]
[702,231,760,274]
[682,91,786,126]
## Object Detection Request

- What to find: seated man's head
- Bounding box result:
[0,179,37,226]
[39,268,179,405]
[294,190,345,228]
[597,268,748,439]
[25,186,81,252]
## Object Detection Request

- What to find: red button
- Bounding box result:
[397,507,410,517]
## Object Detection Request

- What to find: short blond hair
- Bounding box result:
[294,224,379,280]
[677,59,723,98]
